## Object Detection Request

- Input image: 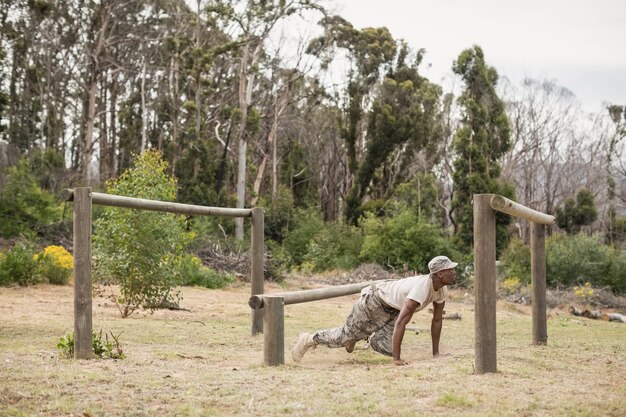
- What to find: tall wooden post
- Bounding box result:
[73,187,93,359]
[531,222,547,345]
[251,207,265,335]
[263,296,285,366]
[474,194,497,373]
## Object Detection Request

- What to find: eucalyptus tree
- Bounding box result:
[212,0,324,240]
[451,45,513,252]
[1,0,53,153]
[308,18,444,224]
[346,45,444,224]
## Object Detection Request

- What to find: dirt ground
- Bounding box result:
[0,278,625,417]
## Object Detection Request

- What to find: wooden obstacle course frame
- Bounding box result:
[474,194,555,374]
[249,281,377,366]
[64,187,265,359]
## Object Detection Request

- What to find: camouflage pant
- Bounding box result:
[312,286,399,356]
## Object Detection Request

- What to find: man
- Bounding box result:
[292,255,458,366]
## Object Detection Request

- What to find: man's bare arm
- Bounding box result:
[431,301,445,356]
[392,299,419,365]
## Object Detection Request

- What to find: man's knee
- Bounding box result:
[368,334,392,356]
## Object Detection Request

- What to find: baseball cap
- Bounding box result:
[428,256,458,274]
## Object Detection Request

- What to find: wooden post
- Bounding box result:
[248,280,377,309]
[263,296,284,366]
[251,207,265,335]
[73,187,92,359]
[531,222,547,345]
[474,194,497,373]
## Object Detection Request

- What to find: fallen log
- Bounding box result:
[569,306,625,323]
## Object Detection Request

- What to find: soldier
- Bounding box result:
[292,255,458,366]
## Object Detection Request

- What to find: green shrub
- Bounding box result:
[546,233,611,287]
[280,208,324,267]
[500,238,531,284]
[605,250,626,293]
[0,158,59,238]
[35,245,73,285]
[303,222,362,272]
[178,254,234,289]
[0,242,39,286]
[93,150,191,317]
[258,186,295,243]
[359,210,461,273]
[57,329,125,359]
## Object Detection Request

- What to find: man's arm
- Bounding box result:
[392,299,419,366]
[431,301,445,356]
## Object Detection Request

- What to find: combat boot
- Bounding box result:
[292,332,316,362]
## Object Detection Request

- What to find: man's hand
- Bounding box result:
[393,358,411,366]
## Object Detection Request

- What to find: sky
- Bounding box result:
[327,0,626,113]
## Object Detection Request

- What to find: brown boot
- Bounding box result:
[292,332,316,362]
[345,340,357,353]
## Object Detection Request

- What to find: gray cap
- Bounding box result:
[428,256,458,274]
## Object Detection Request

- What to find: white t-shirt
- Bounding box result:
[370,274,448,311]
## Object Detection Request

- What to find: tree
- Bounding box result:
[451,45,513,252]
[500,78,581,242]
[93,150,190,317]
[605,104,625,246]
[556,188,598,234]
[227,0,324,240]
[0,158,58,238]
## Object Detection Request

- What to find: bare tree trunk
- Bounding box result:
[235,41,261,240]
[251,84,289,207]
[140,56,147,151]
[82,4,110,183]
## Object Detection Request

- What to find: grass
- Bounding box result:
[0,282,625,416]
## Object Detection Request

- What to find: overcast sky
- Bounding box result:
[327,0,626,113]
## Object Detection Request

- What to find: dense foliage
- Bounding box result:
[93,150,191,317]
[500,234,626,293]
[451,45,514,253]
[0,1,624,294]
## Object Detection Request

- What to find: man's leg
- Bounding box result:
[313,291,394,349]
[367,318,397,356]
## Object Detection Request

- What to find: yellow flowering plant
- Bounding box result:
[574,282,594,302]
[35,245,73,285]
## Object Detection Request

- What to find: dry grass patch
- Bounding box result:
[0,282,624,417]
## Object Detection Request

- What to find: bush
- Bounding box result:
[280,208,324,267]
[93,150,191,317]
[359,210,462,273]
[303,222,362,272]
[605,250,626,293]
[35,245,73,285]
[57,329,125,359]
[0,158,59,238]
[0,242,39,286]
[500,238,531,284]
[258,186,295,243]
[178,254,234,289]
[546,233,611,288]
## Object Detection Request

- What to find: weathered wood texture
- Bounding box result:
[474,194,497,374]
[531,222,548,345]
[251,207,265,335]
[73,187,93,359]
[263,296,285,366]
[249,281,377,310]
[62,189,252,218]
[490,195,555,225]
[64,188,265,342]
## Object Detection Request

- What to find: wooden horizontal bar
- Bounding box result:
[490,195,555,225]
[61,189,253,218]
[248,280,379,309]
